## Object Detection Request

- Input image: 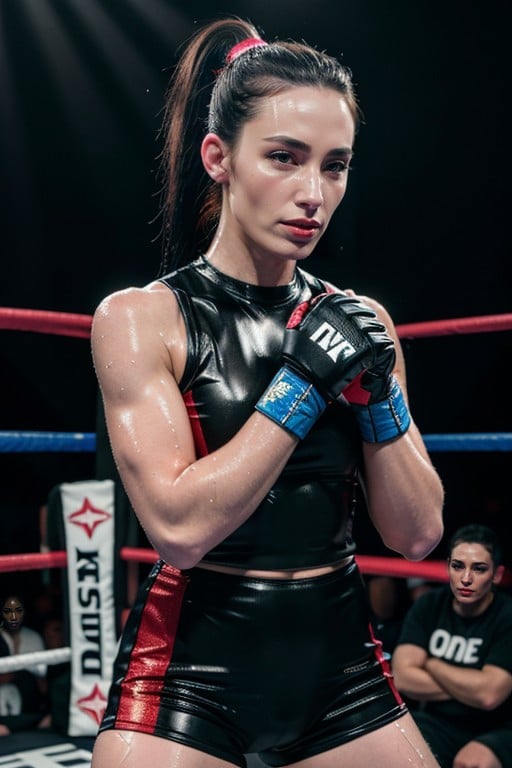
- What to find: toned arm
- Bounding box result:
[425,656,512,710]
[91,283,298,569]
[392,643,450,702]
[355,297,444,561]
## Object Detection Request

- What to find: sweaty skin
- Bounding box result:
[91,79,444,768]
[92,87,443,574]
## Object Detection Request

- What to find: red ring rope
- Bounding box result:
[2,306,512,339]
[1,548,511,587]
[1,306,511,586]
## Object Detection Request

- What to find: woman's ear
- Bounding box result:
[201,133,230,183]
[493,564,505,585]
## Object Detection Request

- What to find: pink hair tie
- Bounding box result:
[226,37,267,64]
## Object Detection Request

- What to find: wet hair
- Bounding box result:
[448,524,503,568]
[158,16,361,274]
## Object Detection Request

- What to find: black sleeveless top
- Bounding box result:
[160,255,363,569]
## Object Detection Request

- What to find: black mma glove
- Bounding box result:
[255,292,411,442]
[282,292,381,400]
[342,326,396,405]
[340,307,411,442]
[256,292,387,439]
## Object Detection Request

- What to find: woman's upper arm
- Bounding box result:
[91,282,299,568]
[356,294,438,464]
[392,643,429,692]
[481,664,512,709]
[91,284,196,517]
[393,643,428,672]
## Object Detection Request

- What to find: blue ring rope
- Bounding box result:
[0,431,97,452]
[0,431,511,453]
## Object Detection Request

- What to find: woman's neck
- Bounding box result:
[204,237,297,287]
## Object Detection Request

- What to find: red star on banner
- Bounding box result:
[68,497,112,539]
[76,683,107,726]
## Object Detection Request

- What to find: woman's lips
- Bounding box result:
[282,220,320,240]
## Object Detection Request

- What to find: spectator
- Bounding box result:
[0,594,48,735]
[392,524,512,768]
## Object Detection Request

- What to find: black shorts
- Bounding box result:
[413,710,512,768]
[99,559,407,767]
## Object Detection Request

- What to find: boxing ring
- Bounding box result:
[1,305,511,767]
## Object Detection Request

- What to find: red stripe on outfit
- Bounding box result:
[116,564,188,730]
[183,390,209,457]
[368,622,405,707]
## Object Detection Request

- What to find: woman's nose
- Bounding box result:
[295,168,324,209]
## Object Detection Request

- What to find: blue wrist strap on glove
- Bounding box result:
[255,366,327,440]
[351,377,411,443]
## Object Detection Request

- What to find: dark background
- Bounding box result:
[1,0,510,583]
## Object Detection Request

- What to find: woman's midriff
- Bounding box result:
[196,555,354,580]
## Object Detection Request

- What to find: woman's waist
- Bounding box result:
[199,477,357,572]
[196,555,355,581]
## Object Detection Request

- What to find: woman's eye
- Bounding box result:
[326,159,350,174]
[269,150,294,165]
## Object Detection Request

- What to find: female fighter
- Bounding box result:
[91,16,444,768]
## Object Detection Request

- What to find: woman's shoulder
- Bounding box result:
[349,292,394,328]
[91,280,186,383]
[92,280,179,338]
[94,279,172,315]
[410,584,450,614]
[302,272,394,325]
[493,587,512,617]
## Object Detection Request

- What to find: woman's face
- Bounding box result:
[2,596,25,634]
[448,542,499,612]
[223,86,355,265]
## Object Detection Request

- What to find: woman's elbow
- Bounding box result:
[383,521,444,561]
[406,527,444,561]
[154,531,212,571]
[477,690,508,711]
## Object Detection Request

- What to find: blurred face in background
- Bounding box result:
[1,596,25,635]
[449,542,502,616]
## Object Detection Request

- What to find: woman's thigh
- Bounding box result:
[91,730,238,768]
[287,713,441,768]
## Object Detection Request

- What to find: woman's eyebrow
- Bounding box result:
[264,135,353,155]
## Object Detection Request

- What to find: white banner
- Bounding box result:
[60,480,117,736]
[0,743,92,768]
